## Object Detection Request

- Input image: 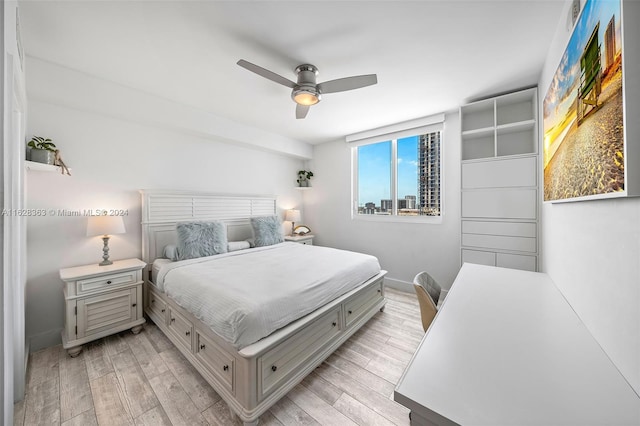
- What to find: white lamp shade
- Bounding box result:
[285,209,301,223]
[86,215,126,237]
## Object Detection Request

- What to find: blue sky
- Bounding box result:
[543,0,621,129]
[358,136,419,206]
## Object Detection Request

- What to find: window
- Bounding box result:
[351,122,443,221]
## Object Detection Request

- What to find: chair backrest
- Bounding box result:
[413,271,442,332]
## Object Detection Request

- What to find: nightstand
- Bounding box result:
[284,234,314,245]
[60,258,146,357]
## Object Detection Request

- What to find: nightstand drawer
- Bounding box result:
[284,234,314,245]
[168,308,193,352]
[76,270,140,295]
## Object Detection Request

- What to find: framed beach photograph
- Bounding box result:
[543,0,624,202]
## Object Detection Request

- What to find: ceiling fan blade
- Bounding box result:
[318,74,377,94]
[237,59,296,89]
[296,104,310,119]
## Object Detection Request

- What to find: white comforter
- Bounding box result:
[156,242,381,349]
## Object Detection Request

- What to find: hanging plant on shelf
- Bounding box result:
[297,170,313,187]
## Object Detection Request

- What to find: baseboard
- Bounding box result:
[384,277,449,303]
[383,277,413,293]
[28,328,63,352]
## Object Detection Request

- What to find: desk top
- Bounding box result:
[394,263,640,425]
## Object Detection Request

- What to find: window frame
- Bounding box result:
[351,123,444,224]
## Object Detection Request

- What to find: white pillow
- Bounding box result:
[163,244,178,261]
[228,241,251,252]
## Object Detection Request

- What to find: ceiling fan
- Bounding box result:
[237,59,378,119]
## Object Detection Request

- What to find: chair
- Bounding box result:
[413,271,442,332]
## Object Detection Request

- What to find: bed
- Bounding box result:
[140,190,387,425]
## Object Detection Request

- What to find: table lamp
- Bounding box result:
[284,209,301,236]
[86,216,126,266]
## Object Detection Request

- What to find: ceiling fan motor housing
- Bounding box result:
[292,64,321,105]
[295,64,319,83]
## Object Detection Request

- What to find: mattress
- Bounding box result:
[155,242,381,349]
[152,258,172,284]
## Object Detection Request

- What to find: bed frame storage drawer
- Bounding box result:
[168,308,193,352]
[344,281,384,328]
[196,331,235,393]
[147,288,167,324]
[258,307,342,399]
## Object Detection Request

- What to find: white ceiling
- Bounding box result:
[20,0,567,145]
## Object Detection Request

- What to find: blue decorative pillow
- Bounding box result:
[176,221,228,261]
[250,215,284,247]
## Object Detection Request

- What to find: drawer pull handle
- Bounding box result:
[271,365,277,372]
[132,303,137,307]
[161,309,165,313]
[332,322,337,327]
[151,299,155,304]
[223,365,229,371]
[377,289,381,293]
[171,318,175,323]
[348,310,352,315]
[185,331,190,336]
[200,344,206,350]
[106,280,112,284]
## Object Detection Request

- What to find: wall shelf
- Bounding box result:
[461,127,495,138]
[24,160,70,173]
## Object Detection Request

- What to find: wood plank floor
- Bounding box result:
[15,288,423,426]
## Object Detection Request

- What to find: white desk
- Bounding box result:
[395,263,640,425]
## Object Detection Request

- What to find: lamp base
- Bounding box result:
[99,235,112,266]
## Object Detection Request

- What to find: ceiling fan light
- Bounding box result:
[292,89,320,106]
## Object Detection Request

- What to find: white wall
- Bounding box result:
[304,112,461,291]
[25,59,308,350]
[1,3,6,421]
[539,0,640,394]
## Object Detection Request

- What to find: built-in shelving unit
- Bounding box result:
[460,87,539,272]
[462,88,537,161]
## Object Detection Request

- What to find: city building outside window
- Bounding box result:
[351,124,443,222]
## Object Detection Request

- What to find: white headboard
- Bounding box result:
[140,190,277,271]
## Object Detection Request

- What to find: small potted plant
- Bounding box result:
[27,136,57,165]
[297,170,313,187]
